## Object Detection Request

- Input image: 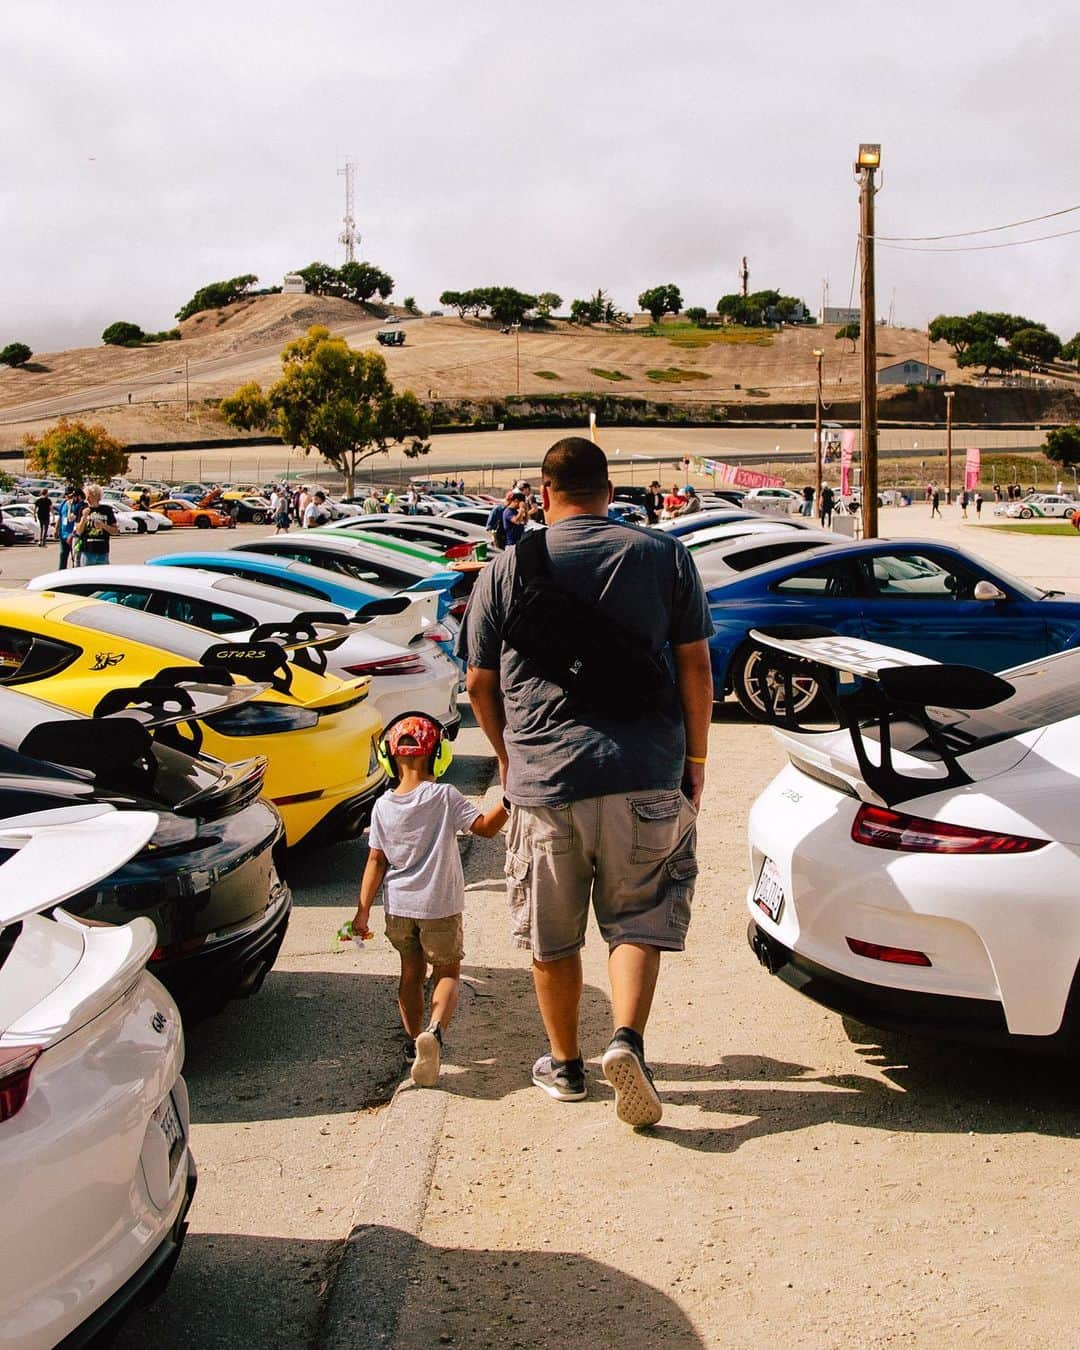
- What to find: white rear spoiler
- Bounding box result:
[0,807,158,928]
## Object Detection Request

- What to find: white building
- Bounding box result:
[821,307,861,326]
[282,273,306,295]
[878,360,945,386]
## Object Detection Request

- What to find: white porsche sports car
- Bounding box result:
[744,631,1080,1053]
[0,807,195,1346]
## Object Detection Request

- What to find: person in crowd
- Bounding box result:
[297,486,312,523]
[302,490,329,528]
[801,485,814,518]
[674,485,702,516]
[960,490,970,519]
[819,483,835,528]
[270,486,290,532]
[33,489,53,546]
[57,488,85,569]
[930,486,942,518]
[137,489,152,512]
[502,491,528,547]
[463,437,713,1128]
[348,715,507,1086]
[363,488,382,514]
[486,490,514,550]
[974,491,983,517]
[403,486,418,515]
[644,480,664,525]
[74,484,118,565]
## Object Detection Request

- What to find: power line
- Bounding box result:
[877,223,1080,253]
[876,200,1080,242]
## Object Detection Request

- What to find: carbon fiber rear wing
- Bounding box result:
[747,627,1015,805]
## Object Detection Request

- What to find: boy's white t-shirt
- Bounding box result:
[367,781,481,919]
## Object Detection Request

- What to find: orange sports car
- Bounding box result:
[151,498,236,529]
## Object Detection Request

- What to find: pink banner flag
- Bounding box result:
[840,430,856,497]
[964,447,981,491]
[699,458,785,489]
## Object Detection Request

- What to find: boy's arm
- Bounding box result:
[469,801,509,839]
[353,847,388,934]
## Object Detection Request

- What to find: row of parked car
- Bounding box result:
[0,508,497,1344]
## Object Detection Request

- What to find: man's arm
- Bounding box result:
[672,638,713,810]
[466,666,509,786]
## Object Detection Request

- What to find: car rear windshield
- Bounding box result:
[905,649,1080,756]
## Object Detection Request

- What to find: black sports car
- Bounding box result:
[0,679,291,1018]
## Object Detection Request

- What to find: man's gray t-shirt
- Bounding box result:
[461,515,713,806]
[368,781,481,919]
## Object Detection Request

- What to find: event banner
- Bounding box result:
[964,446,981,491]
[698,457,785,489]
[840,430,856,497]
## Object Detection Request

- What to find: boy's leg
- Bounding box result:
[429,961,461,1031]
[397,950,427,1038]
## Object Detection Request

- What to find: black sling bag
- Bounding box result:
[502,529,673,719]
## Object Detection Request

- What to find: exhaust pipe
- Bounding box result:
[749,923,787,976]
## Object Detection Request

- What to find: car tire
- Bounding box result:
[195,515,211,529]
[1020,507,1033,519]
[250,511,266,525]
[732,643,822,723]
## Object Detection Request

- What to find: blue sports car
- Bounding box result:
[707,537,1080,718]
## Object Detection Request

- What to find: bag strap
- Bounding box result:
[512,527,549,584]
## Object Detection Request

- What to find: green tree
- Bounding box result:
[339,261,394,303]
[439,290,468,319]
[1061,332,1080,370]
[638,284,683,323]
[483,287,538,325]
[774,295,805,321]
[24,418,128,487]
[403,297,420,315]
[569,289,627,325]
[536,291,562,318]
[955,339,1019,376]
[175,274,258,322]
[1010,326,1062,364]
[263,326,431,497]
[101,321,146,346]
[835,321,860,351]
[294,262,340,296]
[0,342,32,367]
[1045,425,1080,465]
[684,307,707,326]
[928,314,977,355]
[0,470,14,492]
[219,381,272,431]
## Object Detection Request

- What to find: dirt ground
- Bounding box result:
[13,511,1080,1348]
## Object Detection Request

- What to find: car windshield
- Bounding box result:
[901,649,1080,757]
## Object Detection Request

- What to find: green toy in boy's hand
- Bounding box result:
[337,920,373,948]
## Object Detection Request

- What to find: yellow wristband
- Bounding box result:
[685,755,707,765]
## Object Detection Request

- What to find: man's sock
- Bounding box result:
[610,1026,644,1057]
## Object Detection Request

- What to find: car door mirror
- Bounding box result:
[974,580,1007,602]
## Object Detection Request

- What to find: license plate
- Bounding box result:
[753,857,785,922]
[153,1093,185,1179]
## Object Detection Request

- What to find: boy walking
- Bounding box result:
[350,715,507,1086]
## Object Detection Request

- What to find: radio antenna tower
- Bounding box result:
[338,160,359,263]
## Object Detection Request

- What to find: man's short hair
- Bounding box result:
[541,438,609,499]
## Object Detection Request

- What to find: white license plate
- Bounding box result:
[153,1093,185,1178]
[753,857,785,922]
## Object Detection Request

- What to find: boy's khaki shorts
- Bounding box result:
[505,790,698,962]
[384,913,464,965]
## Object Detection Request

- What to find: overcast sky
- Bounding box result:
[7,0,1080,352]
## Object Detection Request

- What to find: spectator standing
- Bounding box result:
[486,491,513,550]
[57,488,85,570]
[463,437,713,1129]
[819,484,835,528]
[975,492,983,518]
[960,490,969,519]
[74,485,118,565]
[33,490,52,547]
[674,486,702,516]
[502,492,528,547]
[930,487,942,518]
[644,481,664,526]
[363,489,381,514]
[302,491,329,528]
[349,715,507,1086]
[801,485,814,518]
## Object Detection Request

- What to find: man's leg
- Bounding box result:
[532,952,583,1061]
[608,942,661,1036]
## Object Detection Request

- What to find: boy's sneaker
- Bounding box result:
[531,1054,587,1102]
[601,1033,662,1128]
[411,1023,442,1088]
[402,1039,417,1066]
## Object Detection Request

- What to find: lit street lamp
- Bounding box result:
[855,142,881,538]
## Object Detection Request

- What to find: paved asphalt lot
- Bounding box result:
[6,512,1080,1346]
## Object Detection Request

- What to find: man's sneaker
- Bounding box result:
[411,1024,442,1088]
[531,1054,587,1102]
[601,1037,662,1128]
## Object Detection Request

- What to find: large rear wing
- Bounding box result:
[747,627,1015,805]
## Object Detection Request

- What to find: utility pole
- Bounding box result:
[814,348,824,515]
[338,160,359,263]
[740,256,749,297]
[944,389,955,505]
[856,143,881,539]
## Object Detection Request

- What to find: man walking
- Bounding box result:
[34,489,52,546]
[463,437,713,1128]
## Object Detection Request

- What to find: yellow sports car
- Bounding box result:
[0,589,385,846]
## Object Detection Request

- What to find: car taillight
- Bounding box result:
[0,1045,43,1121]
[851,803,1048,855]
[423,624,453,643]
[447,599,468,619]
[846,937,932,966]
[344,655,427,677]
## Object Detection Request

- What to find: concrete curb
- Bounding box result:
[319,1083,448,1348]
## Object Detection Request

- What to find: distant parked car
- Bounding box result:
[1004,493,1076,520]
[152,499,236,529]
[227,495,273,524]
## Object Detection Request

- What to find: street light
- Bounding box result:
[139,454,147,482]
[813,348,824,514]
[944,389,955,505]
[855,142,882,538]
